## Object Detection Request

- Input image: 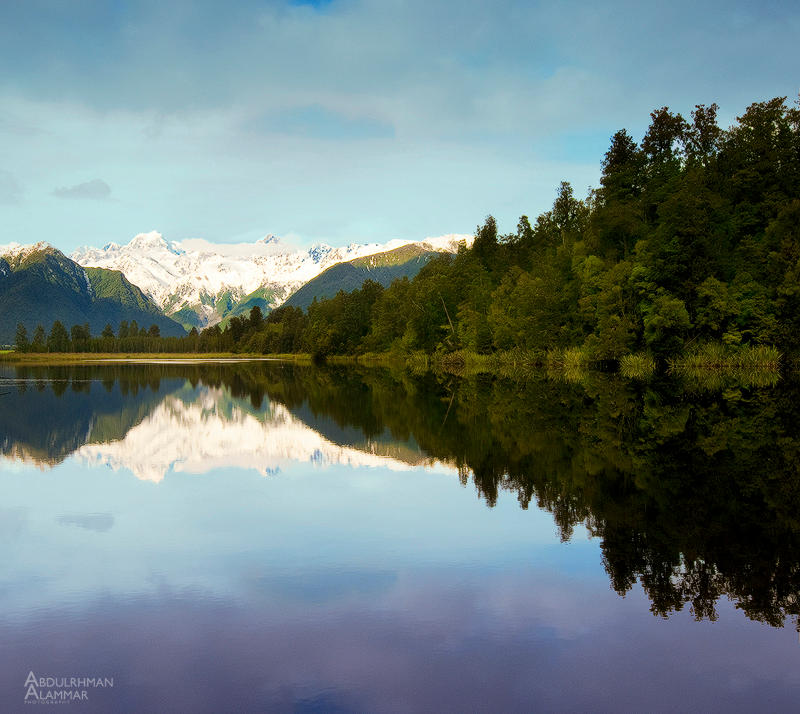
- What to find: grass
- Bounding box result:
[668,343,782,389]
[2,343,789,390]
[619,352,657,380]
[0,351,315,365]
[669,343,781,371]
[545,347,592,382]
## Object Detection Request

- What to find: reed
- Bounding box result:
[619,352,657,380]
[668,343,782,389]
[545,347,591,382]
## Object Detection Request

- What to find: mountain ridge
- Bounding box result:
[284,243,441,310]
[0,243,185,343]
[70,231,472,328]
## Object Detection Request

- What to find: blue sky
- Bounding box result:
[0,0,798,252]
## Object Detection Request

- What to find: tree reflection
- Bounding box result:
[2,361,799,630]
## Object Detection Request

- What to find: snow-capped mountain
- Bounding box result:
[71,231,472,328]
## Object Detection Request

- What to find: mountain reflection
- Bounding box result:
[2,361,800,631]
[78,386,439,482]
[0,365,440,481]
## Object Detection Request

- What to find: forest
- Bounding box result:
[12,96,800,366]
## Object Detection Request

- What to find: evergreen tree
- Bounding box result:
[14,323,29,352]
[31,325,46,352]
[47,321,70,352]
[249,305,264,331]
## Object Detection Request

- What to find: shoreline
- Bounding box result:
[0,352,315,365]
[0,347,789,383]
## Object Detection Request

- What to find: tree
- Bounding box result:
[148,324,161,338]
[516,215,534,244]
[683,103,721,166]
[47,321,70,352]
[102,324,114,339]
[473,215,498,269]
[641,107,687,164]
[70,323,90,350]
[553,181,581,246]
[600,129,642,200]
[641,292,692,356]
[14,323,29,352]
[249,306,264,331]
[31,324,46,352]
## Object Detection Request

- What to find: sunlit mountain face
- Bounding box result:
[69,232,472,328]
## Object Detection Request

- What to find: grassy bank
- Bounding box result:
[0,344,788,387]
[0,352,315,365]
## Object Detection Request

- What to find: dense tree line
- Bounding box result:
[12,96,800,360]
[224,96,800,361]
[14,319,167,354]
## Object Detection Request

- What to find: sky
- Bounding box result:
[0,0,798,253]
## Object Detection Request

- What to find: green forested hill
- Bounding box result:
[284,244,439,310]
[86,267,161,312]
[218,287,278,329]
[0,246,185,343]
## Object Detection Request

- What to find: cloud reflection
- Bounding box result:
[56,512,115,533]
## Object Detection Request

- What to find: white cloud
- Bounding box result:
[52,178,111,200]
[0,0,797,251]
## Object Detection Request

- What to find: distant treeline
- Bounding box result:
[13,96,800,360]
[13,319,173,353]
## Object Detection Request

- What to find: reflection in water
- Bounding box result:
[1,361,800,710]
[56,512,115,532]
[77,386,442,482]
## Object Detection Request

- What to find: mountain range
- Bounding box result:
[71,232,470,329]
[0,243,185,343]
[0,232,470,342]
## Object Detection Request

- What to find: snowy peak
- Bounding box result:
[0,240,60,263]
[74,231,179,263]
[70,231,472,329]
[126,231,173,253]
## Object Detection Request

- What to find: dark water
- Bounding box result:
[1,361,799,712]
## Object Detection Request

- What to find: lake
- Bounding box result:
[1,361,799,712]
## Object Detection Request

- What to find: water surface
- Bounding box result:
[1,362,799,712]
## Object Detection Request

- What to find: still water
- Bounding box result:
[1,361,799,712]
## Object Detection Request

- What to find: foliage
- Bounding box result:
[239,94,797,365]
